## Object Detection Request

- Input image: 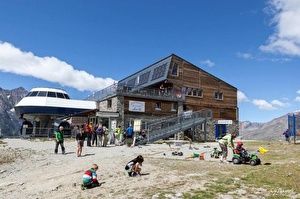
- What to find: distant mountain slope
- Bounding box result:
[239,114,292,141]
[0,87,28,136]
[0,87,297,141]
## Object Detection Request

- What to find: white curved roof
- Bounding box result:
[29,87,68,94]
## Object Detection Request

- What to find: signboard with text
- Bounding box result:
[217,120,233,124]
[129,100,145,112]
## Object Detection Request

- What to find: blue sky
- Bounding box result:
[0,0,300,123]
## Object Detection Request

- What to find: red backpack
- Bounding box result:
[84,125,90,132]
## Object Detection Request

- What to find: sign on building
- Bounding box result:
[217,120,233,124]
[129,100,145,112]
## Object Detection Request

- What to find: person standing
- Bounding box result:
[92,124,98,146]
[125,124,134,147]
[283,129,290,143]
[76,128,86,157]
[87,122,94,147]
[218,132,237,163]
[115,126,121,146]
[84,123,91,147]
[103,126,109,147]
[96,124,103,147]
[54,126,65,154]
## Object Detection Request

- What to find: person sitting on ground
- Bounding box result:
[234,141,247,158]
[82,164,100,189]
[125,155,144,177]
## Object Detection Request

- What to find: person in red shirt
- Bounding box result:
[234,141,247,158]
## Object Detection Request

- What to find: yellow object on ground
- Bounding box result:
[259,147,268,154]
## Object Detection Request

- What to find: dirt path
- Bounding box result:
[0,138,224,199]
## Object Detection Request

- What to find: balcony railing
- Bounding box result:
[86,83,184,102]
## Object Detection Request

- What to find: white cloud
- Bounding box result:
[295,96,300,102]
[297,90,300,95]
[252,99,276,110]
[237,91,249,102]
[236,52,252,59]
[271,99,290,107]
[260,0,300,56]
[0,42,115,92]
[200,59,215,67]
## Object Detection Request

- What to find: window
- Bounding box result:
[200,123,205,131]
[185,87,202,97]
[47,92,56,98]
[171,62,178,76]
[155,102,161,110]
[29,91,38,97]
[152,63,167,80]
[56,93,65,99]
[37,91,47,97]
[135,76,140,85]
[127,78,136,87]
[215,91,223,100]
[63,94,70,99]
[107,99,112,108]
[197,89,202,97]
[171,103,177,111]
[139,71,150,85]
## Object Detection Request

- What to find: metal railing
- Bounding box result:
[19,128,74,138]
[86,83,184,102]
[137,109,212,144]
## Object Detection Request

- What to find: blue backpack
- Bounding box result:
[126,127,133,136]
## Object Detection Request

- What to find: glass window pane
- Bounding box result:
[47,92,56,98]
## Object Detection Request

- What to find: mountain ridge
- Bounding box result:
[0,87,296,140]
[0,87,28,136]
[239,113,296,141]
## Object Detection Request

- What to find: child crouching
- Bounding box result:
[82,164,100,189]
[125,155,144,177]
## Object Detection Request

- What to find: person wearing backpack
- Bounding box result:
[84,123,91,146]
[96,124,103,147]
[86,122,93,147]
[283,129,290,143]
[125,124,134,147]
[91,124,98,147]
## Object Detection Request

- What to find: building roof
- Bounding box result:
[118,54,237,90]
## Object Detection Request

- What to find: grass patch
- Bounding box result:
[0,140,7,145]
[0,147,36,165]
[142,141,300,198]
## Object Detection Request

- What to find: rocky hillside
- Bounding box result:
[239,113,297,141]
[0,87,28,136]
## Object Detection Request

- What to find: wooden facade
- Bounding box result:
[91,54,239,141]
